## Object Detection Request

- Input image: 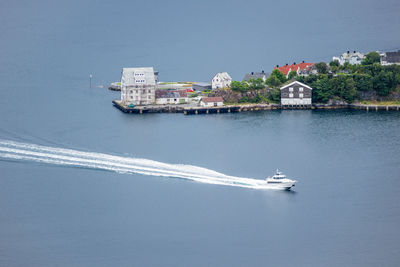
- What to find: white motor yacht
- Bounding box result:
[265,169,297,190]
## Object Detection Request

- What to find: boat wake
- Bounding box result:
[0,140,279,190]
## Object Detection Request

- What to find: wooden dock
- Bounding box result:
[112,100,400,115]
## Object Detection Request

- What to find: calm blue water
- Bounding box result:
[1,0,400,266]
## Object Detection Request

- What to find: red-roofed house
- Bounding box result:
[200,97,224,107]
[274,62,315,78]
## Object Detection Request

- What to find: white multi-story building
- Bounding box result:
[332,51,365,65]
[211,72,232,90]
[121,67,157,106]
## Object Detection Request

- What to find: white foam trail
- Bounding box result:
[0,140,279,190]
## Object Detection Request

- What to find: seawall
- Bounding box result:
[112,100,400,115]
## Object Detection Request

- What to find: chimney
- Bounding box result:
[347,51,350,54]
[302,60,305,63]
[262,70,264,73]
[286,63,288,66]
[276,65,279,68]
[353,50,356,53]
[251,72,254,75]
[294,62,296,65]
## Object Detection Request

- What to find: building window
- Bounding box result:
[289,93,294,98]
[142,90,145,93]
[299,87,304,92]
[148,90,151,93]
[299,93,304,98]
[289,87,294,92]
[148,96,151,99]
[130,96,133,99]
[130,90,133,93]
[136,90,138,93]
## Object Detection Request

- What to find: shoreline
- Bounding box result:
[112,100,400,115]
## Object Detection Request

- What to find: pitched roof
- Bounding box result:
[214,72,232,81]
[121,67,156,86]
[156,89,187,98]
[274,62,314,75]
[385,50,400,63]
[202,97,224,103]
[280,81,312,90]
[243,72,269,81]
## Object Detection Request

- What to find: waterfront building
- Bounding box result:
[332,51,365,65]
[155,89,188,105]
[121,67,157,106]
[200,97,224,107]
[274,62,314,78]
[280,81,312,107]
[380,50,400,65]
[211,72,232,90]
[243,71,269,82]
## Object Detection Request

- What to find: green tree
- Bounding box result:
[315,62,328,74]
[362,51,381,65]
[329,60,340,67]
[270,69,287,83]
[247,78,265,90]
[266,75,282,87]
[231,81,249,92]
[288,70,297,80]
[312,76,332,103]
[353,74,373,91]
[268,88,281,103]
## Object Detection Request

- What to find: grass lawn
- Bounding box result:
[360,100,400,105]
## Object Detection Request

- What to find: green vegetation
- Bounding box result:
[296,57,400,103]
[329,60,340,67]
[247,78,265,90]
[288,70,297,80]
[231,78,265,92]
[361,100,400,105]
[231,81,249,92]
[189,92,198,98]
[315,62,328,74]
[266,69,287,87]
[238,94,268,104]
[362,52,380,65]
[268,88,281,103]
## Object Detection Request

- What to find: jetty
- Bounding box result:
[112,100,400,115]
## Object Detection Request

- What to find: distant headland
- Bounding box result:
[110,49,400,114]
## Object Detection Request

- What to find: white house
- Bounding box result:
[332,51,365,65]
[211,72,232,90]
[200,97,224,107]
[121,67,157,106]
[280,81,312,107]
[155,89,188,105]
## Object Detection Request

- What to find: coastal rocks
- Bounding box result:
[359,88,400,101]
